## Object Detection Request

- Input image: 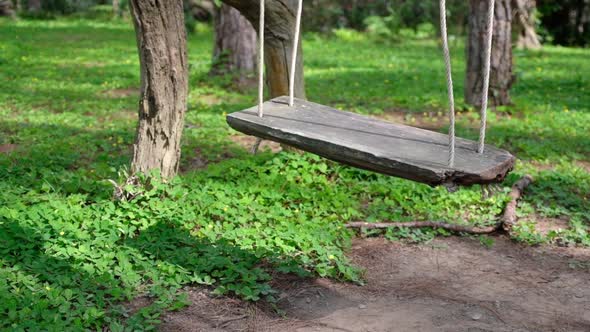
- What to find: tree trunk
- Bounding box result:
[466,0,514,107]
[0,0,15,17]
[129,0,189,179]
[211,4,257,80]
[27,0,41,13]
[185,0,215,22]
[221,0,305,99]
[113,0,120,17]
[512,0,541,49]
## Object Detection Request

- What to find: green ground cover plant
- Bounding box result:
[0,18,588,330]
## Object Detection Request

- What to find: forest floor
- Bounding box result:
[160,236,590,332]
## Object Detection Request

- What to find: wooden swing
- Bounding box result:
[227,0,515,187]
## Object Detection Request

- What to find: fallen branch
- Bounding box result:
[501,174,534,232]
[346,175,534,235]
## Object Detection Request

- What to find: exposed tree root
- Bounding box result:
[346,175,534,236]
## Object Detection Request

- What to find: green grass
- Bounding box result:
[1,18,589,330]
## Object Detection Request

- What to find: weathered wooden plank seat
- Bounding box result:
[227,96,515,186]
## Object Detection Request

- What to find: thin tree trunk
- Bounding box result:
[113,0,120,17]
[573,0,589,46]
[129,0,189,179]
[27,0,41,13]
[221,0,305,99]
[512,0,541,49]
[466,0,514,107]
[211,4,257,80]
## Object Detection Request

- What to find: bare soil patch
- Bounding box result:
[575,161,590,173]
[198,94,224,106]
[376,110,517,132]
[376,111,448,131]
[229,134,282,153]
[93,109,136,124]
[101,87,140,99]
[160,236,590,332]
[179,147,238,174]
[533,216,571,236]
[194,93,246,106]
[0,143,17,154]
[82,61,107,68]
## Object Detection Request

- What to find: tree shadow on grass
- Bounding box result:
[124,220,302,301]
[0,115,254,200]
[0,221,127,329]
[0,121,131,200]
[0,211,303,329]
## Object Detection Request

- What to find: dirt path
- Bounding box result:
[160,236,590,332]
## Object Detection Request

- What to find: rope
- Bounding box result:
[250,0,265,154]
[478,0,495,154]
[289,0,303,107]
[439,0,455,167]
[257,0,265,117]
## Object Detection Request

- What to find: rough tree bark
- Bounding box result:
[221,0,305,99]
[512,0,541,49]
[466,0,514,106]
[129,0,189,179]
[211,4,257,79]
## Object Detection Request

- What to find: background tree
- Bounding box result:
[512,0,541,49]
[466,0,514,107]
[222,0,305,99]
[0,0,15,17]
[112,0,120,17]
[537,0,590,47]
[185,0,215,22]
[27,0,41,13]
[129,0,189,178]
[211,3,257,84]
